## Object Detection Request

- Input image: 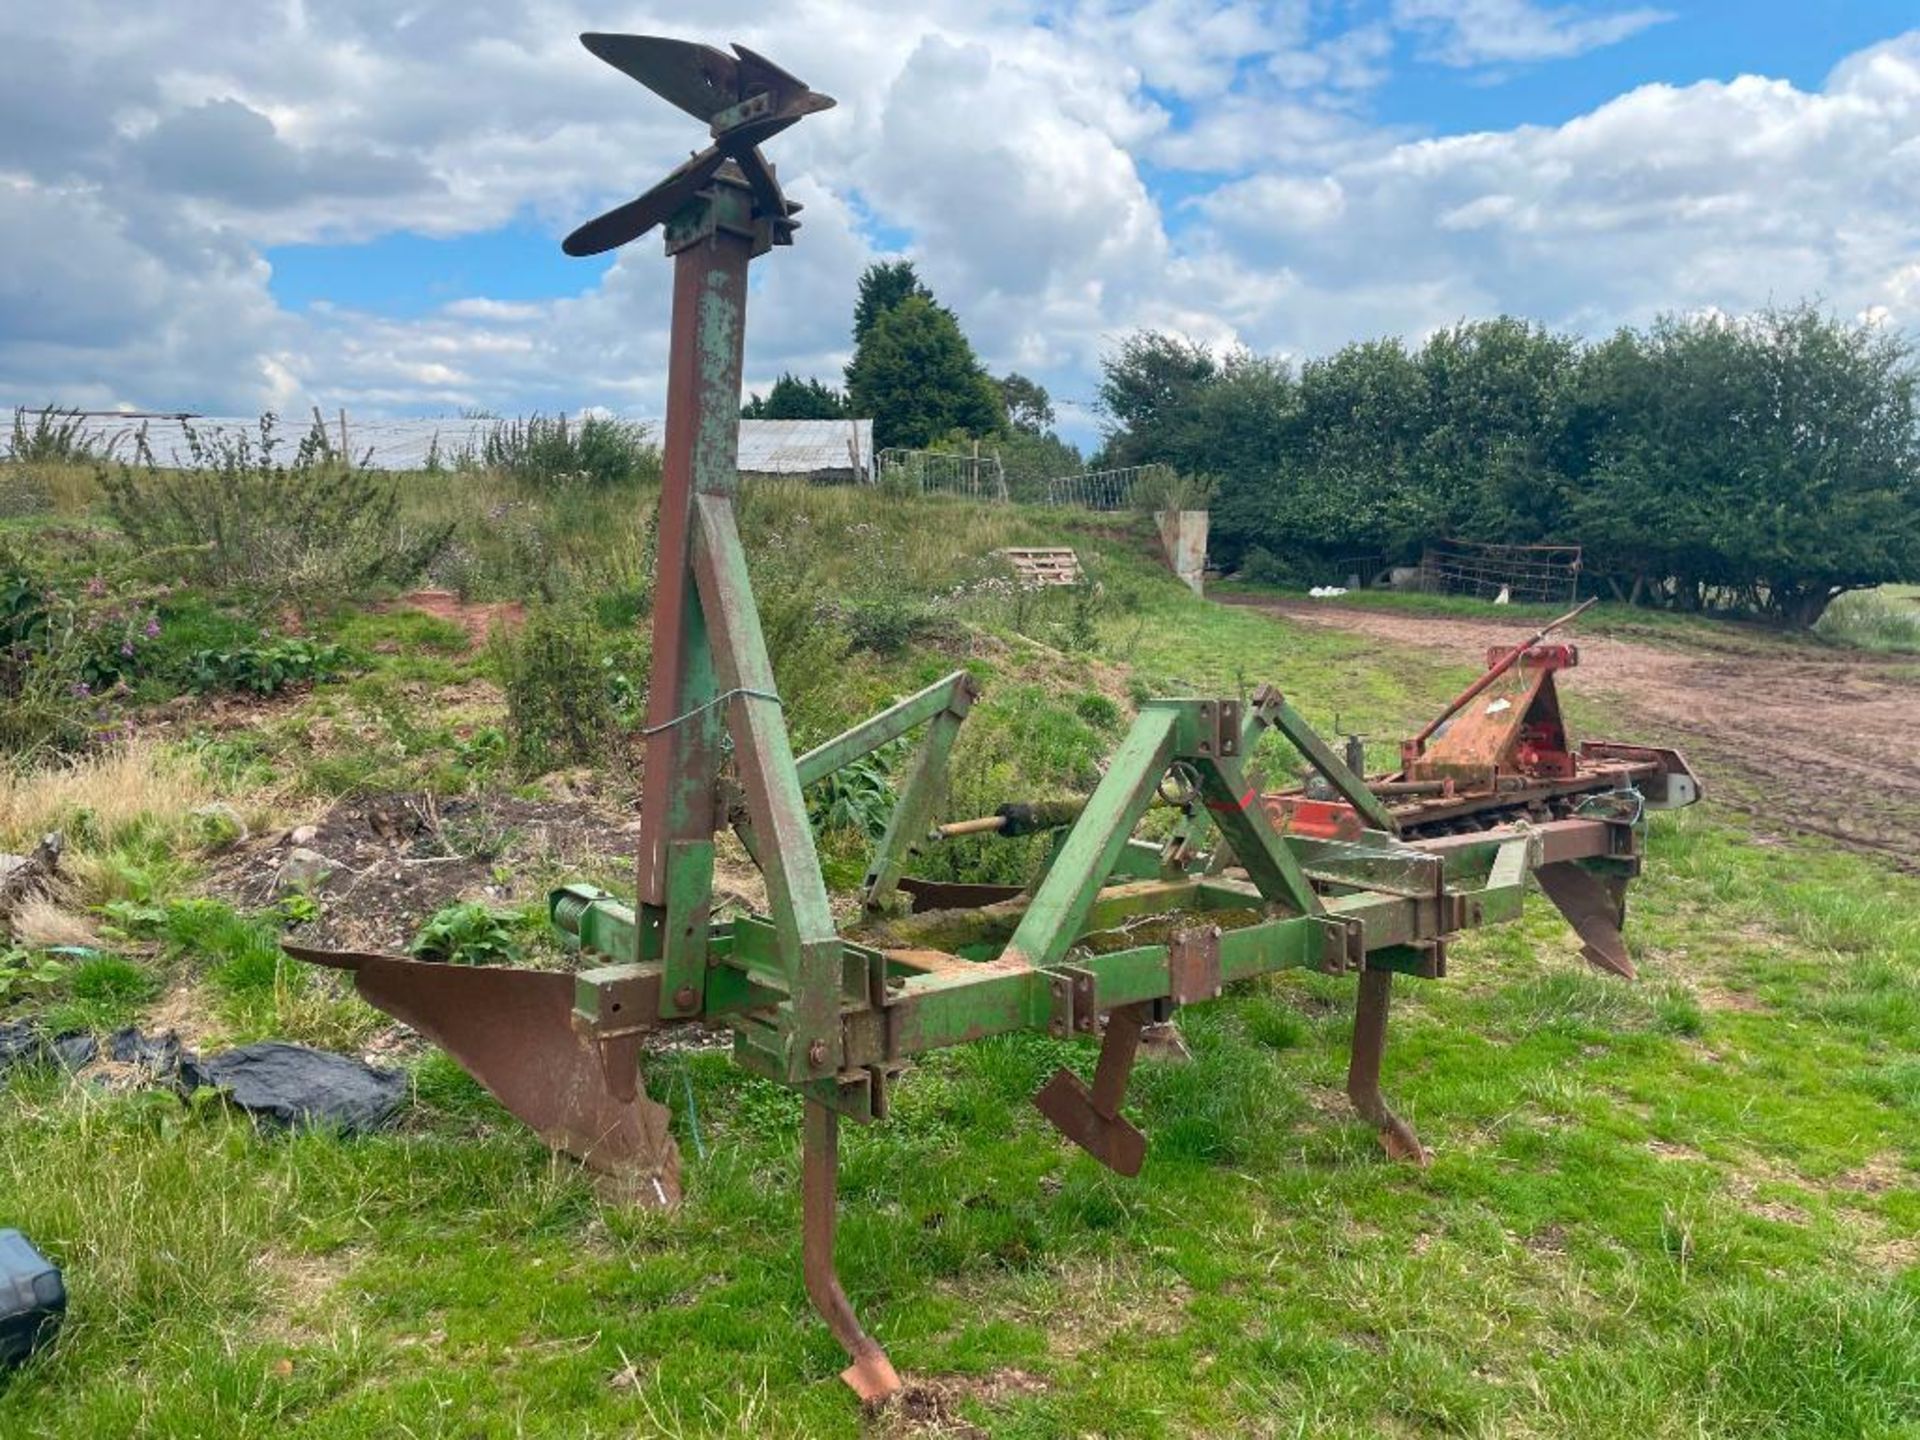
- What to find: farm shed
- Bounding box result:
[735,418,872,484]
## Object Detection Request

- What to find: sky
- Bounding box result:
[5,1,1920,449]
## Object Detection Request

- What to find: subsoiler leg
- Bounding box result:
[1346,969,1431,1165]
[802,1100,902,1402]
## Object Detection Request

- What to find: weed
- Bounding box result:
[0,536,168,753]
[44,952,156,1032]
[7,407,98,464]
[1073,692,1122,731]
[490,602,645,775]
[185,638,351,695]
[97,414,452,606]
[806,739,906,842]
[470,414,660,490]
[0,948,69,1005]
[408,901,531,966]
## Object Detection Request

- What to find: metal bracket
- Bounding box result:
[1060,965,1101,1035]
[1198,699,1242,759]
[1316,915,1366,975]
[1374,938,1447,980]
[1045,970,1078,1038]
[1167,925,1224,1005]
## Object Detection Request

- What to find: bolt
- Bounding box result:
[807,1039,828,1067]
[673,985,697,1011]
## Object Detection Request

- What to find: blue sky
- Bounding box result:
[263,4,1920,327]
[7,2,1920,447]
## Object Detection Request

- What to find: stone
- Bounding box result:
[277,847,337,893]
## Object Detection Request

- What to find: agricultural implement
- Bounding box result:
[287,34,1700,1403]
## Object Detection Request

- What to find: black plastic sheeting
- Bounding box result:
[0,1025,404,1135]
[179,1042,405,1135]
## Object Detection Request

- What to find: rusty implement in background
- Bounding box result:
[1263,609,1700,979]
[285,33,1703,1406]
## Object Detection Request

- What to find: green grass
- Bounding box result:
[1818,588,1920,653]
[5,809,1918,1437]
[2,479,1918,1436]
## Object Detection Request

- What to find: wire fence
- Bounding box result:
[872,448,1008,501]
[1042,463,1175,511]
[1419,538,1583,604]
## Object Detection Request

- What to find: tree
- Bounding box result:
[846,294,1003,450]
[852,260,934,346]
[1414,318,1580,542]
[991,428,1083,502]
[996,373,1055,436]
[1566,306,1920,624]
[1095,332,1219,468]
[742,373,848,420]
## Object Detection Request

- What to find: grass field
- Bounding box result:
[1,461,1916,1437]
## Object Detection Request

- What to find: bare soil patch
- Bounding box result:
[879,1369,1048,1439]
[1226,598,1920,869]
[393,588,526,647]
[212,789,638,952]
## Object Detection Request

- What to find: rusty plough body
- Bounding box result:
[287,34,1701,1403]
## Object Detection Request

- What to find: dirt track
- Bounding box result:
[1226,598,1920,868]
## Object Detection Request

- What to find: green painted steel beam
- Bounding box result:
[1002,707,1181,969]
[794,671,973,789]
[691,492,845,1079]
[1268,696,1399,833]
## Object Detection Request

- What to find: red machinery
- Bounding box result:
[1262,602,1700,975]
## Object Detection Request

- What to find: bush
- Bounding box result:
[1238,545,1313,588]
[834,595,955,657]
[1127,466,1217,514]
[491,602,646,776]
[8,407,97,464]
[97,414,452,606]
[0,540,165,755]
[472,414,659,489]
[1817,588,1920,653]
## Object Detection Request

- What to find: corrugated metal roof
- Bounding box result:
[4,411,873,477]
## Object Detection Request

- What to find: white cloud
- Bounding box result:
[2,5,1919,449]
[1194,32,1920,354]
[1391,0,1671,67]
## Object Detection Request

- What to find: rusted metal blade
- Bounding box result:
[1534,863,1636,979]
[1033,1068,1147,1176]
[735,145,786,219]
[285,945,682,1203]
[581,33,742,121]
[1348,969,1431,1165]
[580,34,836,131]
[562,146,728,256]
[803,1102,902,1402]
[1031,1003,1148,1176]
[897,877,1025,913]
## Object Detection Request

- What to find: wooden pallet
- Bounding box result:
[1001,547,1083,586]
